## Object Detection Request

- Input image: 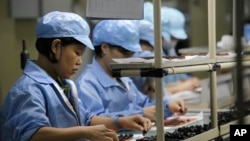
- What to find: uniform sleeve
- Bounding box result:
[77,78,149,118]
[148,93,174,119]
[2,86,51,141]
[78,83,136,117]
[163,96,174,119]
[78,98,95,126]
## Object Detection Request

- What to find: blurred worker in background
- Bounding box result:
[0,11,152,141]
[131,18,197,103]
[143,1,154,23]
[141,2,201,103]
[160,6,201,95]
[133,20,155,58]
[75,20,187,122]
[131,19,160,100]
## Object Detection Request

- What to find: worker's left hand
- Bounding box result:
[119,115,152,133]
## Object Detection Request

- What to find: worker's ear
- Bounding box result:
[51,39,62,54]
[100,43,110,55]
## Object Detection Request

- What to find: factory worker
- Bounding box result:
[0,11,152,141]
[144,3,187,56]
[143,1,154,23]
[160,6,201,94]
[75,20,187,122]
[143,2,186,57]
[131,19,157,99]
[142,4,201,95]
[133,19,155,58]
[161,6,187,56]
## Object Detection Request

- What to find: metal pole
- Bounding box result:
[115,61,250,77]
[208,0,218,128]
[234,0,244,125]
[153,0,164,140]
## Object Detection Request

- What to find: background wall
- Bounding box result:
[0,0,37,104]
[0,0,93,104]
[0,0,240,105]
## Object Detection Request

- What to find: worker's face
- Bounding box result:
[53,40,86,79]
[102,43,134,60]
[141,43,154,52]
[110,46,134,58]
[100,43,134,70]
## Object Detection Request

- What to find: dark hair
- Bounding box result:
[94,44,133,58]
[140,39,153,48]
[36,37,82,63]
[94,45,103,58]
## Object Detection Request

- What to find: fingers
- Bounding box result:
[144,119,152,131]
[178,106,187,115]
[112,135,119,141]
[101,137,117,141]
[191,77,201,88]
[135,116,152,132]
[86,125,118,141]
[142,119,152,135]
[176,100,187,115]
[106,129,119,141]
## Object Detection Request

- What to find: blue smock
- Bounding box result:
[132,50,154,92]
[163,73,192,84]
[75,57,173,119]
[0,60,93,141]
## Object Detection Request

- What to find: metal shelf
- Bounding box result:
[109,0,246,140]
[110,57,214,69]
[110,56,250,70]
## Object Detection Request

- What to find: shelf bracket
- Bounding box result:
[112,68,168,77]
[209,63,221,72]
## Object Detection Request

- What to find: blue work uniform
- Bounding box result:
[0,60,93,141]
[132,50,191,91]
[75,57,173,119]
[132,50,154,92]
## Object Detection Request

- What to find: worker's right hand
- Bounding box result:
[84,125,118,141]
[143,106,156,121]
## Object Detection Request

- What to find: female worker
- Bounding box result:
[160,6,201,94]
[143,3,201,95]
[75,20,187,122]
[0,11,152,141]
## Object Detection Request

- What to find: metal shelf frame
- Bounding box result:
[109,0,248,140]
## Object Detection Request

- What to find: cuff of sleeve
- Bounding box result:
[113,116,122,129]
[163,96,174,119]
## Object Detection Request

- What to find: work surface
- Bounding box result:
[118,109,247,141]
[118,111,209,141]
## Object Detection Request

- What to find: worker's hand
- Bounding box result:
[119,115,152,133]
[143,105,156,121]
[84,125,118,141]
[180,77,201,91]
[177,80,195,91]
[167,99,187,115]
[190,77,201,88]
